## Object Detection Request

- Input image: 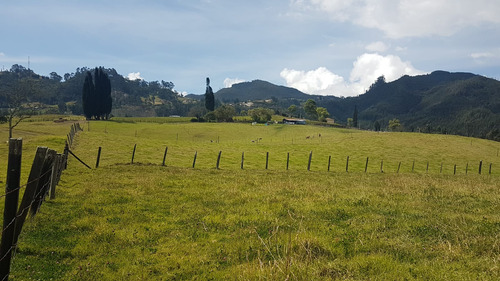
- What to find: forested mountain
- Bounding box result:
[320,71,500,140]
[0,65,193,117]
[213,71,500,140]
[215,80,309,102]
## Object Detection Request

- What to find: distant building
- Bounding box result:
[283,118,306,125]
[326,118,335,124]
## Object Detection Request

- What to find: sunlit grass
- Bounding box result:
[0,118,498,280]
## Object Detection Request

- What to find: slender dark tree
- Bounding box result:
[82,71,94,119]
[82,67,112,120]
[353,105,358,128]
[205,77,215,111]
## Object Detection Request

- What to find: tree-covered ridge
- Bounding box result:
[0,65,191,117]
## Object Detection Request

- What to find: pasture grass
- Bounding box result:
[0,119,498,280]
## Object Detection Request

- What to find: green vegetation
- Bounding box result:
[0,119,498,280]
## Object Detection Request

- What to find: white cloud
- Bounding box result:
[223,78,246,88]
[126,72,143,80]
[349,53,424,94]
[280,67,348,96]
[281,53,424,97]
[365,41,389,52]
[295,0,500,38]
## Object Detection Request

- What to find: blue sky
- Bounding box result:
[1,0,499,96]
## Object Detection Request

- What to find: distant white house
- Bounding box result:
[283,118,306,125]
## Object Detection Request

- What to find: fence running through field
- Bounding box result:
[93,143,496,175]
[0,123,82,281]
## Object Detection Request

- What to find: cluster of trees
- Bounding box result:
[82,67,112,120]
[303,99,330,122]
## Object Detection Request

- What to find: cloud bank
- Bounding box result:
[294,0,500,38]
[281,53,424,97]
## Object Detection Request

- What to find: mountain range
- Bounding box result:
[213,71,500,140]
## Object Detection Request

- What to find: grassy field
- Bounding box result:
[0,119,499,280]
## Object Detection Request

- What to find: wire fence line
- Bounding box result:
[92,144,497,175]
[0,122,82,281]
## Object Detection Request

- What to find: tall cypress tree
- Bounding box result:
[82,71,95,119]
[82,67,112,120]
[353,105,358,128]
[205,77,215,111]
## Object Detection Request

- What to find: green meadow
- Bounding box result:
[0,119,499,280]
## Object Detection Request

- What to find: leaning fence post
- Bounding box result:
[489,163,492,175]
[192,151,197,168]
[241,152,244,170]
[0,138,23,280]
[426,161,429,173]
[454,164,457,175]
[13,146,47,248]
[397,162,401,173]
[95,147,102,168]
[479,160,482,175]
[162,147,168,166]
[50,154,61,200]
[216,151,222,169]
[307,151,312,171]
[265,152,269,170]
[365,157,369,173]
[466,162,469,174]
[131,144,137,164]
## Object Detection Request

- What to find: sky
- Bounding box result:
[1,0,500,97]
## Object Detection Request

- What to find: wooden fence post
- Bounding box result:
[265,152,269,170]
[192,151,197,168]
[454,164,457,175]
[216,151,222,169]
[286,152,290,171]
[346,156,349,173]
[13,146,48,248]
[63,142,69,170]
[466,162,469,174]
[0,138,23,280]
[307,151,312,171]
[412,160,415,173]
[162,147,168,166]
[131,144,137,164]
[50,154,62,200]
[241,152,244,170]
[95,147,102,168]
[397,162,401,173]
[426,161,429,173]
[440,162,443,174]
[328,155,331,172]
[380,160,384,173]
[365,157,369,173]
[489,163,492,175]
[479,160,482,175]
